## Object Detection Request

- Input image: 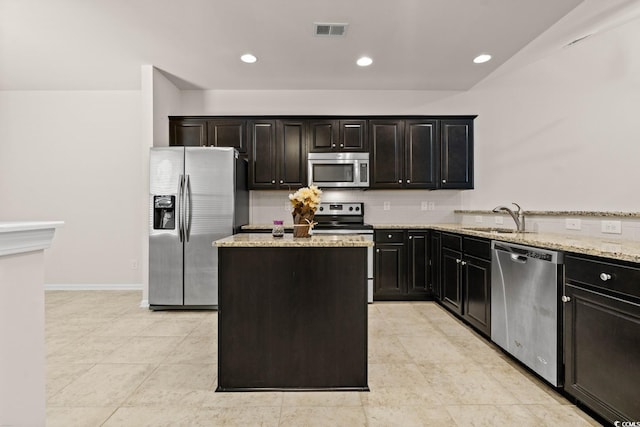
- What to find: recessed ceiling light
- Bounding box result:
[357,56,373,67]
[240,54,257,64]
[473,54,492,64]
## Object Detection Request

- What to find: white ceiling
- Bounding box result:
[1,0,628,91]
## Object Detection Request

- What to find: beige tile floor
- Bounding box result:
[45,291,601,426]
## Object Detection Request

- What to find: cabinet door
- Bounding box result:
[308,120,338,152]
[463,255,491,336]
[248,120,277,189]
[207,119,246,155]
[407,231,430,297]
[405,120,438,189]
[440,119,473,189]
[277,120,307,188]
[374,243,406,299]
[431,232,442,299]
[564,284,640,423]
[370,120,404,188]
[169,119,207,146]
[441,247,462,315]
[340,120,367,151]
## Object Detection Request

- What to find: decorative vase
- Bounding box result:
[292,214,314,238]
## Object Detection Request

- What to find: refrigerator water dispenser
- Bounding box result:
[153,195,175,229]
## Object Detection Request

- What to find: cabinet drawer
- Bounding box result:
[375,230,405,243]
[463,237,491,260]
[441,233,462,251]
[565,255,640,300]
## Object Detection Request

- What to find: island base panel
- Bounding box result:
[218,246,368,390]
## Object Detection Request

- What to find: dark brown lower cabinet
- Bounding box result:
[374,229,431,301]
[564,255,640,424]
[441,247,463,314]
[462,254,491,336]
[437,233,491,336]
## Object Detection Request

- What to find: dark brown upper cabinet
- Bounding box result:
[405,120,438,189]
[169,117,247,155]
[371,118,472,190]
[308,120,367,152]
[207,119,247,154]
[169,118,207,147]
[440,118,473,189]
[370,120,405,188]
[371,119,438,189]
[248,120,306,190]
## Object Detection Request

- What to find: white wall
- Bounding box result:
[180,89,464,116]
[0,91,143,286]
[152,68,181,146]
[442,16,640,212]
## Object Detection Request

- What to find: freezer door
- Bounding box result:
[149,147,184,306]
[184,147,235,306]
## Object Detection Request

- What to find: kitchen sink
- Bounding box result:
[461,227,530,234]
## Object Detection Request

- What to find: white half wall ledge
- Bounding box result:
[0,221,64,256]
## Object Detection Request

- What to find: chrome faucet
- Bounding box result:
[493,203,525,232]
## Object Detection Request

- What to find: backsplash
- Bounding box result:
[250,190,464,226]
[457,212,640,241]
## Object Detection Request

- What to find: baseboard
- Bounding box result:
[139,299,149,308]
[44,284,143,291]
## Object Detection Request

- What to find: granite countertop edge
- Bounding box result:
[215,233,374,248]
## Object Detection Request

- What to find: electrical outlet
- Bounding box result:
[130,259,139,270]
[428,202,435,211]
[420,201,428,211]
[475,216,483,223]
[383,201,391,211]
[494,216,504,225]
[601,220,622,234]
[565,219,581,230]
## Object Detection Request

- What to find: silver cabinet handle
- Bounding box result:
[280,180,284,184]
[398,180,402,183]
[340,144,344,147]
[461,261,467,266]
[456,259,461,264]
[407,180,411,183]
[332,144,336,148]
[600,273,612,281]
[271,180,275,184]
[561,295,571,303]
[376,249,380,253]
[409,236,413,240]
[442,179,446,183]
[388,234,392,238]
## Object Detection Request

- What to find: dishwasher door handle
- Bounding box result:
[510,254,528,263]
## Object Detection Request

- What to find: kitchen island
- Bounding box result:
[214,234,373,391]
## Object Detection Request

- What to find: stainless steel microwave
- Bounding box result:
[307,152,369,188]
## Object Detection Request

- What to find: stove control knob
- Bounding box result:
[355,206,360,211]
[319,207,324,211]
[349,207,354,211]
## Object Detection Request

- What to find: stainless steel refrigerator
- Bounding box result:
[149,147,248,309]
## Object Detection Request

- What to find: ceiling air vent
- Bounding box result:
[314,23,348,37]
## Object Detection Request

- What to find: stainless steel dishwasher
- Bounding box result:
[491,241,564,386]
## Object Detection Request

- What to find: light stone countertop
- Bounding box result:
[429,224,640,264]
[215,233,374,248]
[241,223,640,262]
[455,210,640,218]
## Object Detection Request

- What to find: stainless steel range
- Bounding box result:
[312,202,374,303]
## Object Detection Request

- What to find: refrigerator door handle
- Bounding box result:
[185,174,193,242]
[178,174,185,242]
